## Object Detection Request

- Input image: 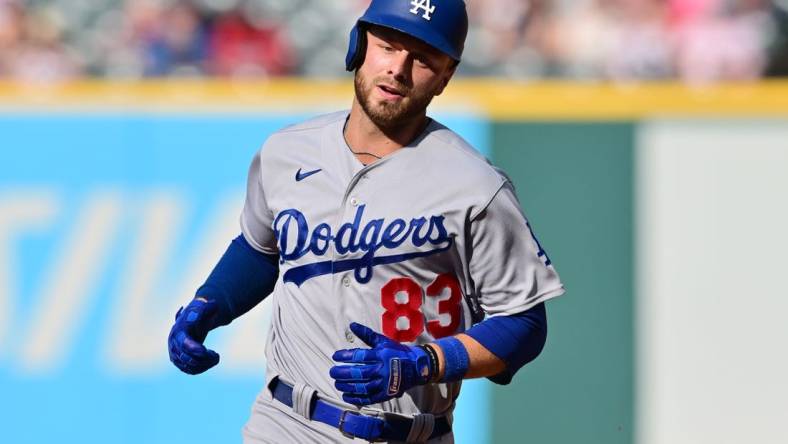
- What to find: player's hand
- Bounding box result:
[330,322,434,406]
[167,297,221,375]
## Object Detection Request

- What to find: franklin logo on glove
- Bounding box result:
[388,358,402,396]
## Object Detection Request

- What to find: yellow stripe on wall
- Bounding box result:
[1,79,787,119]
[449,80,788,119]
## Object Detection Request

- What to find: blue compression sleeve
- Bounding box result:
[195,234,279,329]
[464,302,547,385]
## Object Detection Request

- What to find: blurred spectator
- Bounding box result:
[550,0,630,78]
[549,0,672,80]
[462,0,569,77]
[605,0,674,80]
[670,0,772,83]
[208,9,295,77]
[0,1,24,76]
[551,0,673,80]
[764,0,788,75]
[142,0,209,76]
[0,0,80,82]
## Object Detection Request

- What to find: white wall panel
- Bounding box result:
[637,119,788,444]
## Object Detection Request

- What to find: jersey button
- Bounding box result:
[345,328,354,343]
[350,197,359,207]
[342,277,351,287]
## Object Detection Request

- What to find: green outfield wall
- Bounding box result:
[489,123,636,444]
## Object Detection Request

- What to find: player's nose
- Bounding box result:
[386,50,412,84]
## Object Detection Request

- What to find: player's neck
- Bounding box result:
[344,100,429,162]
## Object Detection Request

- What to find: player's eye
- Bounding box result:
[414,55,431,69]
[379,44,395,53]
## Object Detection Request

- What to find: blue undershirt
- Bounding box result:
[465,303,547,385]
[195,234,279,329]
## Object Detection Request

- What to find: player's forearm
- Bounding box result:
[431,334,506,380]
[429,302,548,384]
[194,234,279,328]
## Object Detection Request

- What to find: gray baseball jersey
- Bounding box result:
[239,111,564,442]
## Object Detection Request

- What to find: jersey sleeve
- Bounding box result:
[240,150,279,255]
[468,182,564,317]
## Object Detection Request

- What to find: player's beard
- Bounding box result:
[354,70,438,131]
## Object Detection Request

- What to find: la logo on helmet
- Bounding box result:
[410,0,436,20]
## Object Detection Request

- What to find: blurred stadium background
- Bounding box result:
[1,1,787,444]
[1,0,788,80]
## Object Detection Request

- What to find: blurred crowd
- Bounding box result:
[1,0,787,82]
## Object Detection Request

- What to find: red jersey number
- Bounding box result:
[425,273,463,338]
[380,273,462,342]
[380,277,424,342]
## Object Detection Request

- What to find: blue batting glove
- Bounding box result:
[330,322,434,406]
[167,298,221,375]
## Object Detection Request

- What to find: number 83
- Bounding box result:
[380,273,463,342]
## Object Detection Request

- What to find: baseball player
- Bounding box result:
[167,1,564,442]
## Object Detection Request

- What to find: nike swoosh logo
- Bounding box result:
[295,168,322,182]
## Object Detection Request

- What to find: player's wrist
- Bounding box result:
[178,297,222,338]
[417,344,441,384]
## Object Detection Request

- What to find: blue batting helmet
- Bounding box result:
[345,0,469,71]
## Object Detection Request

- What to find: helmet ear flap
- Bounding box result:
[345,23,367,71]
